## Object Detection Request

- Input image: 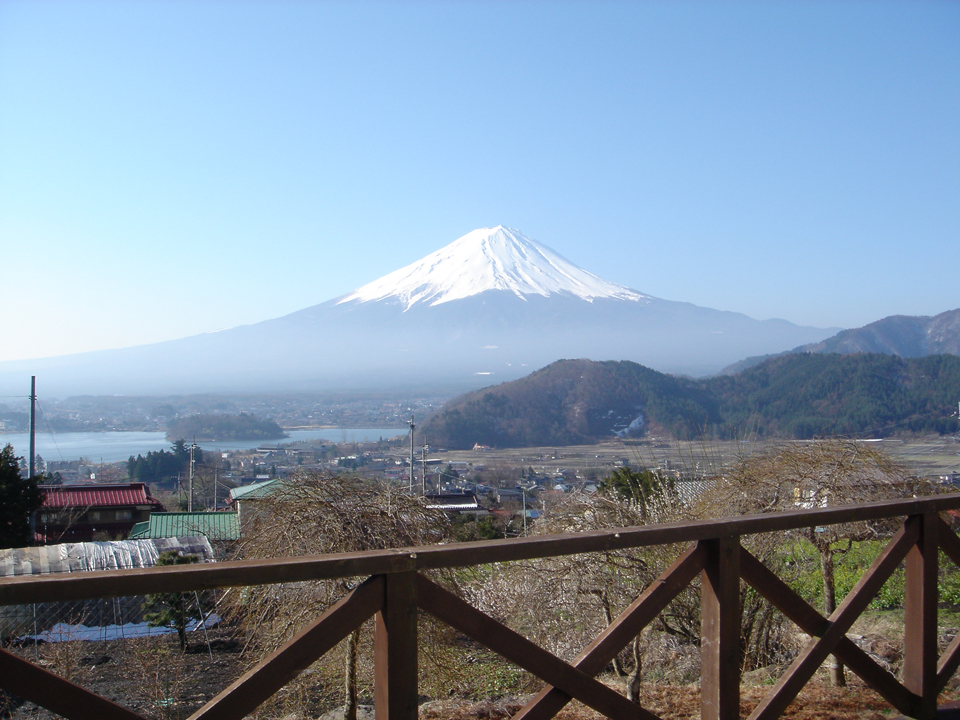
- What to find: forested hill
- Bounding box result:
[420,354,960,449]
[420,360,718,449]
[702,353,960,438]
[165,413,286,442]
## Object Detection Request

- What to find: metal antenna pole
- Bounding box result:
[29,376,36,479]
[408,415,415,492]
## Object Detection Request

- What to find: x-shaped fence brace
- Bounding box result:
[1,507,959,720]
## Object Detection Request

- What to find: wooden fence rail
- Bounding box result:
[4,494,960,720]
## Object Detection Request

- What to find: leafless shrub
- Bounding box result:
[467,485,699,696]
[128,637,188,720]
[38,636,91,686]
[228,472,452,719]
[691,438,938,686]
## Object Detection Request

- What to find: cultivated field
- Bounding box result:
[430,435,960,482]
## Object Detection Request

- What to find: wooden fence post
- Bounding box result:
[903,511,938,719]
[375,571,419,720]
[700,535,741,720]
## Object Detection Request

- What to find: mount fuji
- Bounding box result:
[0,226,838,396]
[337,226,648,307]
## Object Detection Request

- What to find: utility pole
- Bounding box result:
[28,376,36,480]
[408,415,415,492]
[421,444,427,495]
[521,485,527,535]
[28,376,37,539]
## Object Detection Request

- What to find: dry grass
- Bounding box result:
[419,678,901,720]
[419,660,960,720]
[7,631,960,720]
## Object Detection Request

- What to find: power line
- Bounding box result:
[34,399,66,465]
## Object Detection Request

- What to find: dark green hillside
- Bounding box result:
[420,359,718,449]
[166,413,287,442]
[421,354,960,449]
[704,353,960,439]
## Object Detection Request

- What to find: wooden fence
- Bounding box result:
[4,493,960,720]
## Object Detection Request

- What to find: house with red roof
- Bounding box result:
[34,483,167,544]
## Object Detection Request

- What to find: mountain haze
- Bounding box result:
[0,226,837,396]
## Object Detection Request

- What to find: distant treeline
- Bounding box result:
[165,413,286,442]
[128,440,201,483]
[420,354,960,449]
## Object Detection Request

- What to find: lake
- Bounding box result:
[0,428,407,464]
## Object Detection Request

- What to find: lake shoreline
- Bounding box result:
[0,428,405,464]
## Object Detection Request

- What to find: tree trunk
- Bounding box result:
[344,629,359,720]
[820,545,845,687]
[627,634,643,703]
[176,595,187,652]
[600,591,626,677]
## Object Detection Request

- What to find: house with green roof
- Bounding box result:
[226,479,286,528]
[227,478,282,504]
[128,511,240,541]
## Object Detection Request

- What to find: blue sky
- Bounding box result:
[1,1,958,363]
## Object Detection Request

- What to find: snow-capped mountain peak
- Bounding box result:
[337,226,648,309]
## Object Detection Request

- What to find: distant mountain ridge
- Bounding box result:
[0,226,837,396]
[421,354,960,448]
[720,308,960,375]
[799,308,960,356]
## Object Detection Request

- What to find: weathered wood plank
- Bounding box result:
[904,511,939,719]
[0,647,149,720]
[748,520,919,720]
[375,572,419,720]
[701,536,741,720]
[938,516,960,569]
[189,575,384,720]
[740,548,916,715]
[0,548,417,605]
[937,632,960,695]
[4,495,960,605]
[416,575,658,720]
[514,542,706,720]
[935,516,960,694]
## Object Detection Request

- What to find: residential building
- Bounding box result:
[34,483,166,544]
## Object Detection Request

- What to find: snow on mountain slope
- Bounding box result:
[337,226,649,309]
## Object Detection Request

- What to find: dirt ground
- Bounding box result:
[4,628,960,720]
[1,629,244,720]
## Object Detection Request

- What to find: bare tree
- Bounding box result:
[473,475,695,700]
[486,463,828,699]
[230,472,450,719]
[694,438,935,686]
